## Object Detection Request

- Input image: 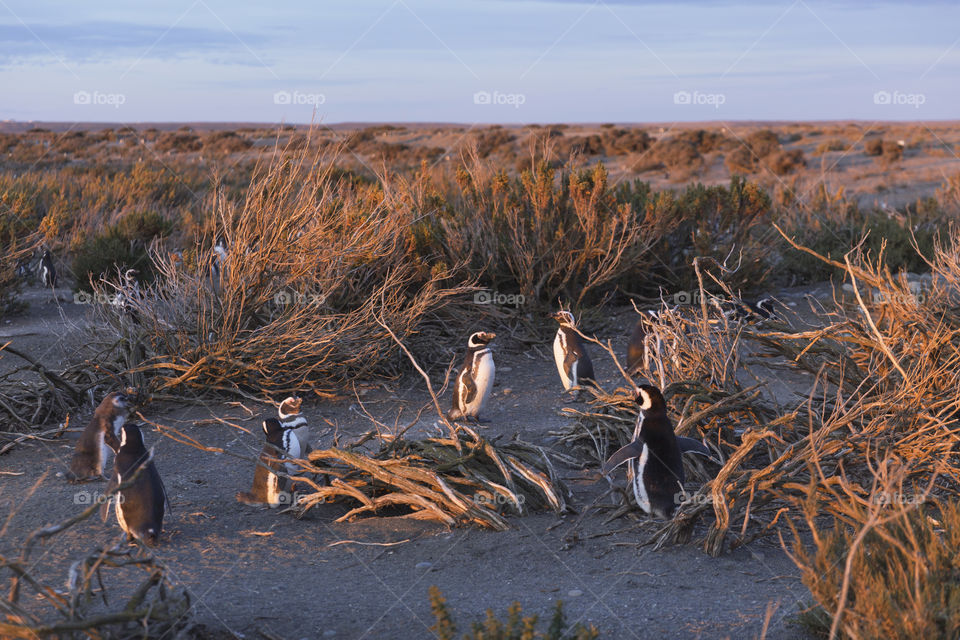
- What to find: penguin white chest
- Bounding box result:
[553,330,573,390]
[628,445,651,514]
[468,350,495,414]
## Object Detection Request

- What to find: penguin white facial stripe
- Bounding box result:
[637,389,653,411]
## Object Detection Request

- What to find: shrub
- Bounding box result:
[428,587,598,640]
[634,137,703,176]
[202,131,253,154]
[72,211,173,291]
[864,137,884,156]
[763,149,806,175]
[155,132,202,153]
[814,139,849,155]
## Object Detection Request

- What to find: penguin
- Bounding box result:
[15,255,33,279]
[447,331,496,422]
[550,311,595,395]
[101,423,166,545]
[278,396,311,456]
[211,236,228,280]
[39,249,56,289]
[712,296,778,323]
[63,392,131,482]
[236,418,295,507]
[602,385,713,519]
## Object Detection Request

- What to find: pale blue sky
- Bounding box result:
[1,1,957,123]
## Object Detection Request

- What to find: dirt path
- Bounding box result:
[0,297,817,639]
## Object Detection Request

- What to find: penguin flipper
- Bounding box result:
[676,436,713,458]
[602,439,645,476]
[461,373,477,408]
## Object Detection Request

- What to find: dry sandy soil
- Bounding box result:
[0,284,821,640]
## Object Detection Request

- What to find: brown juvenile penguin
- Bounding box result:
[64,392,130,482]
[236,419,294,507]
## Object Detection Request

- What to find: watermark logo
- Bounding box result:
[73,291,125,305]
[274,90,326,106]
[673,90,725,109]
[873,90,925,108]
[473,493,526,508]
[675,491,713,507]
[473,290,525,307]
[672,290,703,305]
[473,90,526,109]
[873,492,924,505]
[273,290,327,306]
[74,490,122,505]
[73,90,126,109]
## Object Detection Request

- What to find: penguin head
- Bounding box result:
[279,396,302,418]
[119,422,146,451]
[467,331,496,348]
[550,311,576,327]
[105,391,131,413]
[634,384,666,413]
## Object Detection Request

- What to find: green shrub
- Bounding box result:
[428,586,598,640]
[72,211,173,292]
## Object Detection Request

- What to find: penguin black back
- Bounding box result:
[603,385,685,519]
[39,249,57,288]
[106,423,166,545]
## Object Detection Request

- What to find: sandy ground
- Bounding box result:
[0,284,819,639]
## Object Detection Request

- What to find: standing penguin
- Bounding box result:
[448,331,496,422]
[63,392,131,482]
[102,423,166,546]
[550,311,595,395]
[211,236,228,280]
[39,249,57,289]
[278,396,311,456]
[237,418,295,507]
[602,385,713,519]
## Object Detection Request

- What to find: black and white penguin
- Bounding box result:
[102,423,166,546]
[602,385,713,519]
[63,392,130,482]
[211,236,228,280]
[278,396,310,454]
[236,418,295,507]
[39,249,56,289]
[447,331,496,422]
[550,311,595,394]
[15,255,33,279]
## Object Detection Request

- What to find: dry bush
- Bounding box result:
[555,230,960,561]
[291,425,568,530]
[633,137,703,177]
[89,148,482,397]
[863,137,885,156]
[723,129,781,174]
[788,474,960,639]
[154,132,202,153]
[936,172,960,214]
[202,130,253,155]
[763,149,806,176]
[448,156,676,305]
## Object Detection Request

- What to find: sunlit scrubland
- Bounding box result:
[4,127,960,638]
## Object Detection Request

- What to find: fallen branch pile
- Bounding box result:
[294,426,568,530]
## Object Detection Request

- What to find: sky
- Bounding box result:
[0,0,957,124]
